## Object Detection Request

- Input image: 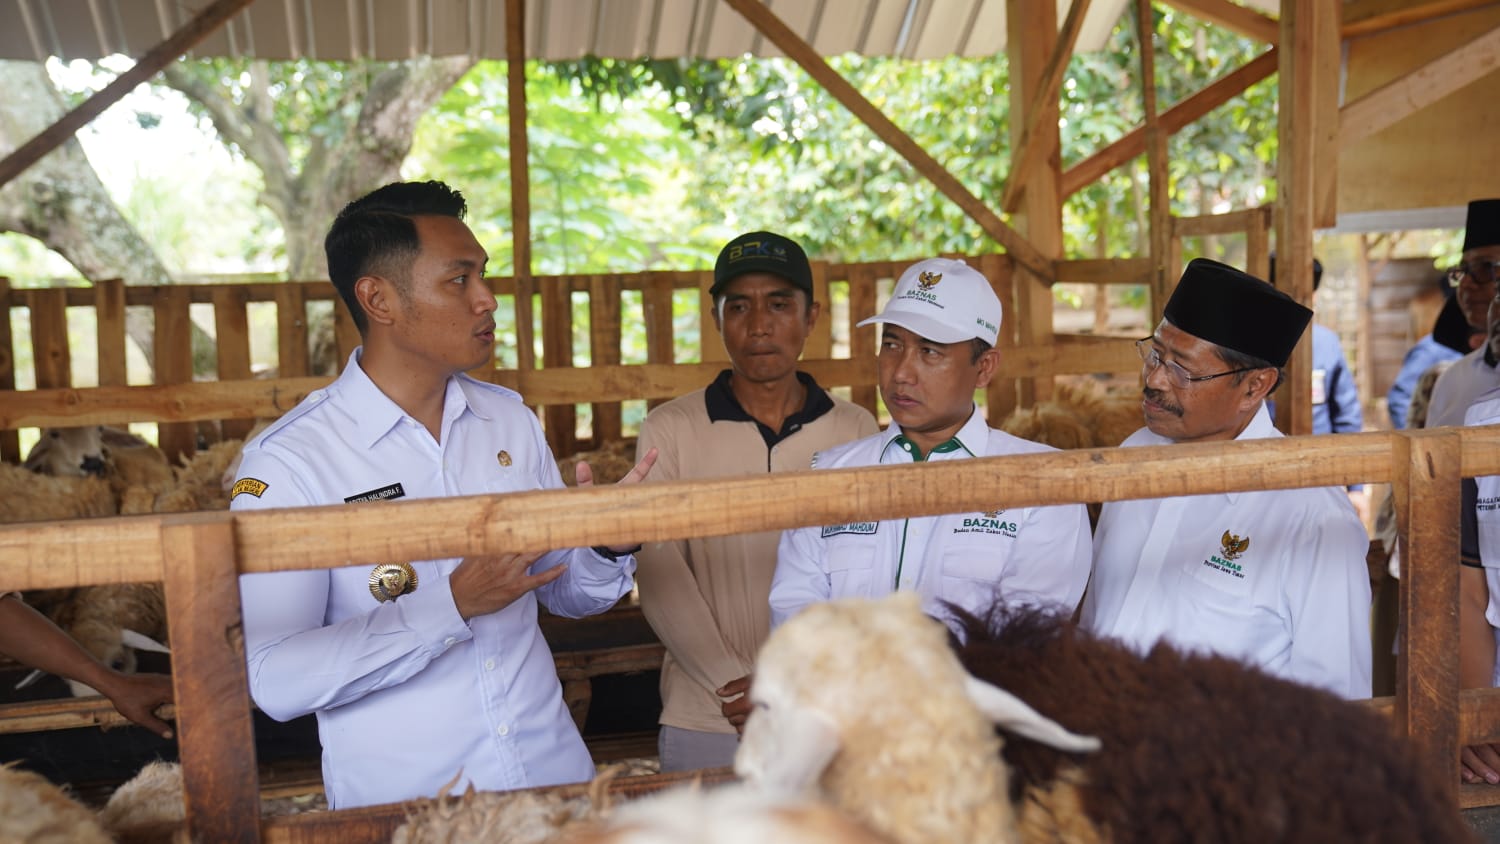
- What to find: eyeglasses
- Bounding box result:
[1446,259,1500,287]
[1135,338,1258,389]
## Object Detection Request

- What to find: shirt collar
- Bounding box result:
[341,349,484,449]
[705,369,835,447]
[880,404,985,462]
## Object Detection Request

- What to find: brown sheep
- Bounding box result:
[557,440,638,487]
[951,603,1479,844]
[97,760,185,842]
[0,762,113,844]
[999,404,1096,450]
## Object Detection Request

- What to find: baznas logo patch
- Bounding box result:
[1220,530,1250,561]
[231,478,269,499]
[917,270,942,290]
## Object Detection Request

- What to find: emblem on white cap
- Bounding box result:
[857,258,1003,345]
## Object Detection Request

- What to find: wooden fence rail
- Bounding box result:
[0,426,1498,839]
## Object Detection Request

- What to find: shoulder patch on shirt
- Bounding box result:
[344,483,406,503]
[821,522,878,538]
[231,478,269,499]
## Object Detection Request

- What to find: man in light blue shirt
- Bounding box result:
[232,181,654,809]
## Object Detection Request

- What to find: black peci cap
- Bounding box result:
[1163,258,1313,367]
[712,231,814,298]
[1463,199,1500,253]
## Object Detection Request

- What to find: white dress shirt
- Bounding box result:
[232,350,634,809]
[1426,347,1500,428]
[1080,405,1372,699]
[770,408,1092,628]
[1463,392,1500,683]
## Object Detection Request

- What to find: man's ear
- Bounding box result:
[1243,368,1278,404]
[804,298,822,330]
[974,346,1002,389]
[356,276,396,328]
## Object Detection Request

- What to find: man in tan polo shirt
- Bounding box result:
[634,231,877,772]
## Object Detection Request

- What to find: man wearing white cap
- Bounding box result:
[769,258,1092,627]
[1079,258,1371,700]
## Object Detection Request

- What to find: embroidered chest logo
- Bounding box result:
[954,509,1018,538]
[1202,530,1250,579]
[917,270,942,290]
[822,522,878,539]
[497,450,513,467]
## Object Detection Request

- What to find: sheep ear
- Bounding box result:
[964,675,1101,754]
[736,709,842,795]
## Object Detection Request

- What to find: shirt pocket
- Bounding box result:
[825,535,878,598]
[939,538,1011,616]
[1176,554,1278,656]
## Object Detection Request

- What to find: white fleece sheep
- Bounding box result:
[735,592,1099,844]
[557,785,894,844]
[97,760,185,842]
[0,763,112,844]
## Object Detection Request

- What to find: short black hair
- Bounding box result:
[1217,343,1283,392]
[324,181,468,334]
[969,338,993,364]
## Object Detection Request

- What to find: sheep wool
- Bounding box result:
[390,786,595,844]
[558,784,897,844]
[737,592,1099,844]
[98,760,186,842]
[0,763,113,844]
[953,604,1480,844]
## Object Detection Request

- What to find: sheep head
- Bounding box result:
[736,592,1098,844]
[25,426,108,477]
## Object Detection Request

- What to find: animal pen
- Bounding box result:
[4,0,1500,840]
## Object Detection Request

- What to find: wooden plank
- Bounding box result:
[161,516,261,843]
[1007,0,1065,405]
[983,253,1018,424]
[1000,0,1093,213]
[1342,0,1496,37]
[1062,49,1278,200]
[1053,257,1153,286]
[507,0,536,372]
[154,285,196,461]
[274,284,310,378]
[0,277,16,462]
[1161,0,1279,43]
[805,261,834,361]
[1394,429,1461,804]
[333,302,360,369]
[26,288,71,390]
[214,285,255,440]
[698,270,728,365]
[1338,24,1500,148]
[846,264,879,414]
[0,695,178,735]
[1,377,330,429]
[0,0,256,188]
[1172,207,1275,238]
[642,273,676,412]
[588,276,624,444]
[540,278,576,456]
[94,279,127,387]
[5,427,1452,591]
[1137,0,1173,325]
[720,0,1053,281]
[1245,206,1273,281]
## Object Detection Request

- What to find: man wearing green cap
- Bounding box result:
[634,231,877,771]
[1079,258,1371,699]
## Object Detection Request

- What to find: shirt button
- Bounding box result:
[496,724,510,736]
[443,637,457,648]
[484,658,496,671]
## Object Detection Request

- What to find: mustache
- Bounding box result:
[1143,387,1184,417]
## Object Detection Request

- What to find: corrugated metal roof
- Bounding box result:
[0,0,1158,63]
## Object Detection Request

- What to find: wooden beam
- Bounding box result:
[1062,49,1278,199]
[507,0,537,371]
[0,0,256,188]
[999,0,1093,213]
[1160,0,1279,43]
[1137,0,1172,324]
[1342,0,1497,38]
[719,0,1054,281]
[1338,23,1500,148]
[1395,429,1461,804]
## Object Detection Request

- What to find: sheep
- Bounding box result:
[999,404,1095,450]
[951,602,1479,844]
[97,760,185,842]
[23,425,109,476]
[0,762,113,844]
[998,380,1142,454]
[734,592,1100,844]
[557,440,638,487]
[391,786,598,844]
[0,462,116,523]
[557,784,895,844]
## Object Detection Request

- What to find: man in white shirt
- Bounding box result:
[1079,258,1371,699]
[1424,199,1500,428]
[770,257,1092,628]
[232,181,655,809]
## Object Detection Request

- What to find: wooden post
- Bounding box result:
[0,278,16,462]
[540,279,576,456]
[274,284,310,378]
[805,261,834,361]
[983,253,1019,425]
[846,265,879,415]
[643,274,675,412]
[1275,0,1340,436]
[213,285,254,440]
[1007,0,1066,405]
[1394,429,1460,802]
[1000,0,1093,213]
[94,279,127,388]
[1136,0,1173,325]
[154,286,195,461]
[27,288,71,391]
[506,0,537,373]
[700,270,728,365]
[588,276,623,445]
[160,516,261,843]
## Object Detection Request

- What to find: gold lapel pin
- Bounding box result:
[497,450,512,467]
[369,562,419,602]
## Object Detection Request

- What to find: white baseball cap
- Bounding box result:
[856,257,1002,345]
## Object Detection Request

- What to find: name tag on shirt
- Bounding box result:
[344,483,406,503]
[1311,369,1327,405]
[822,522,878,538]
